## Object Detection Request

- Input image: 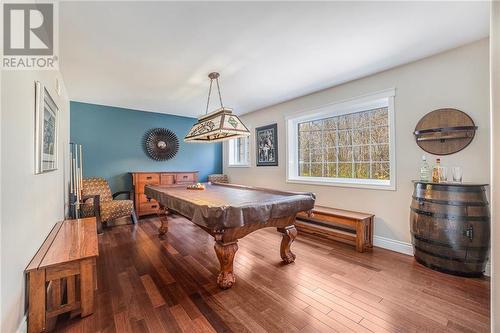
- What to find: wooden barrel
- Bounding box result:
[410,181,490,277]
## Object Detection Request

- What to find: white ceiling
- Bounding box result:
[60,1,490,118]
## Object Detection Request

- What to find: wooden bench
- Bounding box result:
[296,206,374,252]
[25,218,98,333]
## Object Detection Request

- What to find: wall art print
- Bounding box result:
[35,81,58,174]
[256,123,278,166]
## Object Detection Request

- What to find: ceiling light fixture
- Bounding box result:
[184,72,250,143]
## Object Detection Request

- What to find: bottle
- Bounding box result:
[432,158,441,183]
[420,155,431,182]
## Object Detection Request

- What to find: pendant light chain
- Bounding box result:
[205,73,224,115]
[215,77,224,109]
[205,79,213,115]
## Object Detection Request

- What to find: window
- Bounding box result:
[287,89,395,189]
[228,136,250,167]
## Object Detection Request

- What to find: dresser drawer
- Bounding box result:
[160,173,175,185]
[175,173,195,183]
[138,173,160,183]
[136,174,160,193]
[139,202,160,213]
[137,194,156,204]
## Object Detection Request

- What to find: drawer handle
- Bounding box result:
[151,205,157,209]
[146,176,152,180]
[183,175,188,179]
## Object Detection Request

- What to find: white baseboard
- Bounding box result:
[16,315,27,333]
[373,235,414,256]
[485,262,491,277]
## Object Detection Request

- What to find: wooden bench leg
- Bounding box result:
[66,274,79,319]
[355,222,365,253]
[28,270,46,333]
[70,275,81,319]
[80,258,95,317]
[46,279,62,331]
[67,275,76,305]
[368,218,374,248]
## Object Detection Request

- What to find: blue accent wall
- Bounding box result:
[70,101,222,192]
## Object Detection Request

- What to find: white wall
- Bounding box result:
[0,69,3,331]
[224,39,490,250]
[0,70,69,333]
[490,2,499,331]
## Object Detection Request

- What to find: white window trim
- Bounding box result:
[286,88,396,191]
[227,135,251,168]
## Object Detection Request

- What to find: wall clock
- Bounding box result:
[144,128,179,161]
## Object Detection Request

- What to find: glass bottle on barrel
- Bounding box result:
[419,155,431,182]
[432,158,441,183]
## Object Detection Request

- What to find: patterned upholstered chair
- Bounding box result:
[81,177,137,233]
[208,174,229,184]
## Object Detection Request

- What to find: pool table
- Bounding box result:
[144,183,315,289]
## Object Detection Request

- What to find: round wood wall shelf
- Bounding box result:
[414,108,477,155]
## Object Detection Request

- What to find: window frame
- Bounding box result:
[227,135,251,168]
[286,89,396,190]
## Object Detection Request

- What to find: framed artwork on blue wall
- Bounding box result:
[256,123,278,166]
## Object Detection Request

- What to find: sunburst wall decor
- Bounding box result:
[144,128,179,161]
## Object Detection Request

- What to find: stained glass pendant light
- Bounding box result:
[184,72,250,143]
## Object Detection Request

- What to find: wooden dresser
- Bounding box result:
[131,171,198,217]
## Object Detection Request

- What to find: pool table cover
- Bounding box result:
[144,183,315,229]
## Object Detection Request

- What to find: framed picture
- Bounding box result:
[256,123,278,166]
[35,81,59,174]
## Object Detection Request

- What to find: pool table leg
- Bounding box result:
[278,225,298,264]
[214,238,238,289]
[157,204,169,236]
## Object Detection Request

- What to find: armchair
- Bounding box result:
[208,174,229,183]
[81,177,137,233]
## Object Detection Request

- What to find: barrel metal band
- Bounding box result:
[414,257,484,277]
[414,246,486,264]
[410,208,490,221]
[414,183,486,193]
[412,234,490,250]
[412,196,489,207]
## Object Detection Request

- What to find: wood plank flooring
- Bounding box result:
[55,214,490,333]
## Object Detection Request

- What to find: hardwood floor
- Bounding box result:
[55,214,490,333]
